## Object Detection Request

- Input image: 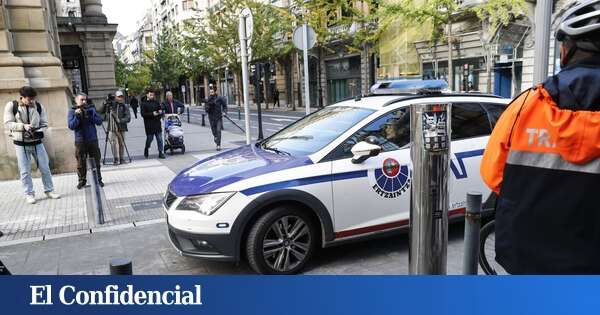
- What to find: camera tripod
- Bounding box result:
[102,105,132,165]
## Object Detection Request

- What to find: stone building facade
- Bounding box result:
[0,0,116,180]
[56,0,117,106]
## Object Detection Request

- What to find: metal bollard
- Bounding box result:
[463,192,482,275]
[187,106,190,124]
[409,103,451,275]
[87,157,105,225]
[201,113,206,126]
[110,258,133,275]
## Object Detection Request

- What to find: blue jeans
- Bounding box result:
[145,131,164,154]
[15,144,54,196]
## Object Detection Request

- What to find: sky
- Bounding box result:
[102,0,153,36]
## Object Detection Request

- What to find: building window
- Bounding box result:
[183,0,194,10]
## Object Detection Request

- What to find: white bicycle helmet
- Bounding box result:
[556,0,600,51]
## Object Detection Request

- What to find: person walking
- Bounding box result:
[100,90,131,165]
[3,86,61,204]
[273,88,280,108]
[205,89,226,151]
[162,91,185,114]
[141,89,165,159]
[129,93,139,119]
[68,93,104,189]
[481,0,600,274]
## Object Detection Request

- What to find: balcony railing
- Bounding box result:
[56,10,82,26]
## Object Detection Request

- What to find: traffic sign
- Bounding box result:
[293,25,316,50]
[239,8,253,46]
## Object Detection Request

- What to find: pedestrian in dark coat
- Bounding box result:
[205,89,226,151]
[141,90,165,159]
[129,95,139,119]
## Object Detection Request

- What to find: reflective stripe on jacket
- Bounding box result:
[481,85,600,274]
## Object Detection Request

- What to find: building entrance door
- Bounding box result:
[61,45,88,95]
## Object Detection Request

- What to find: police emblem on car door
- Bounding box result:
[330,108,412,237]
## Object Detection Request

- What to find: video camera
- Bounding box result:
[75,101,93,119]
[103,93,116,109]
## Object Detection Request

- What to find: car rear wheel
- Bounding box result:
[246,206,317,275]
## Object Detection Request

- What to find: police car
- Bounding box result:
[164,80,509,274]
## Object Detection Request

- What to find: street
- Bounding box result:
[0,108,475,275]
[186,105,308,139]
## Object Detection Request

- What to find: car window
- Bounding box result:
[481,103,507,128]
[261,106,375,156]
[329,108,410,160]
[451,103,491,140]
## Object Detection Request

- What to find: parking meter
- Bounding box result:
[409,103,451,275]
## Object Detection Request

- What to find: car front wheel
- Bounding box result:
[246,206,317,275]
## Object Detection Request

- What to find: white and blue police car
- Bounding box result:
[164,80,509,274]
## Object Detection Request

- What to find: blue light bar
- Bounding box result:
[370,79,449,95]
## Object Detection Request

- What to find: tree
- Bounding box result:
[148,27,185,93]
[114,56,152,95]
[114,56,129,88]
[127,61,152,95]
[180,0,295,107]
[293,0,380,52]
[378,0,526,91]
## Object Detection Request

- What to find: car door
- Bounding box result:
[328,108,412,237]
[448,102,495,212]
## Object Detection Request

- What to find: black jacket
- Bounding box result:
[205,95,226,120]
[141,99,163,135]
[130,97,139,110]
[162,99,185,114]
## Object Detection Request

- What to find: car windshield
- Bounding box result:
[261,106,375,156]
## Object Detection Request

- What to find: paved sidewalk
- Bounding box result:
[0,218,477,275]
[0,114,245,244]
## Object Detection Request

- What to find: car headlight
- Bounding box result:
[175,192,235,216]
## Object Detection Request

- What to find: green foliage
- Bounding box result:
[378,0,526,43]
[378,0,458,43]
[293,0,381,52]
[127,62,152,95]
[179,0,295,76]
[247,1,295,61]
[148,27,185,90]
[114,56,152,95]
[114,56,128,88]
[473,0,527,32]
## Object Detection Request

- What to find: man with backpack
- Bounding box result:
[3,86,61,204]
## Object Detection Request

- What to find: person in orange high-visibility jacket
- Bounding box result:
[481,0,600,274]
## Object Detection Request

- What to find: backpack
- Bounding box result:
[12,100,42,116]
[12,100,44,140]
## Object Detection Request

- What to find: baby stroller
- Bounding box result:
[164,114,186,154]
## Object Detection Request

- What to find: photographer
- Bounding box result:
[101,91,131,165]
[3,86,61,204]
[68,93,104,189]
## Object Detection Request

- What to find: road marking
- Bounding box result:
[271,118,297,123]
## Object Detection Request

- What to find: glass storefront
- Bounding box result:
[326,56,362,104]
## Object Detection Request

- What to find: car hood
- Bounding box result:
[169,145,313,196]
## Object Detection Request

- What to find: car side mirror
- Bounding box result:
[351,141,382,164]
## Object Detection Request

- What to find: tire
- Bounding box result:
[246,206,318,275]
[479,220,497,275]
[181,145,186,154]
